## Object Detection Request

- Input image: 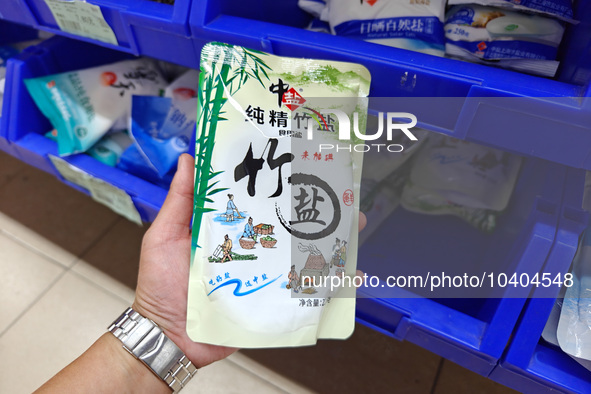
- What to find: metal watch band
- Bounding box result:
[108,307,197,393]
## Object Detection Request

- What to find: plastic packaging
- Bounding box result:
[129,68,199,177]
[407,134,522,211]
[400,134,522,231]
[45,128,132,167]
[130,95,197,177]
[24,58,167,156]
[116,144,174,188]
[445,5,565,77]
[447,0,574,23]
[298,0,326,18]
[164,68,199,100]
[187,42,370,348]
[557,229,591,361]
[322,0,447,56]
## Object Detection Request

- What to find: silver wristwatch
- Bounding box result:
[108,307,197,392]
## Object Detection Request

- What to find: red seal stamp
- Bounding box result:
[343,189,354,206]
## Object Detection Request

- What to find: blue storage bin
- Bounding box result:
[354,156,565,376]
[1,0,198,68]
[490,169,591,393]
[0,20,44,158]
[1,35,169,222]
[189,0,591,170]
[0,1,37,26]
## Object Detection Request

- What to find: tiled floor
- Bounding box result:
[0,151,519,394]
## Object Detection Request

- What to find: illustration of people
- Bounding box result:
[331,238,341,268]
[225,194,241,221]
[338,241,347,267]
[220,234,233,263]
[243,217,257,242]
[288,264,300,293]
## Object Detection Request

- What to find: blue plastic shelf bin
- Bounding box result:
[353,156,565,376]
[190,0,591,170]
[490,169,591,393]
[0,20,45,158]
[0,0,198,68]
[2,36,169,222]
[0,1,37,27]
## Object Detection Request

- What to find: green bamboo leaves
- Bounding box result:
[192,43,272,253]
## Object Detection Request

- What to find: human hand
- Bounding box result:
[133,153,367,368]
[133,153,236,368]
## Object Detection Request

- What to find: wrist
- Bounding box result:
[101,333,171,393]
[109,306,197,392]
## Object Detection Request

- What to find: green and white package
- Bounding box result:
[187,43,370,348]
[25,58,167,156]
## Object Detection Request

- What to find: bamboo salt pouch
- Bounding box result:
[445,5,565,77]
[187,42,370,348]
[322,0,447,56]
[24,58,167,156]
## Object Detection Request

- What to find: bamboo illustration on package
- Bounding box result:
[188,42,370,348]
[192,44,272,257]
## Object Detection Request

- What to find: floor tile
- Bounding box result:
[0,150,26,187]
[0,272,129,394]
[229,352,315,394]
[77,218,148,290]
[433,360,519,394]
[71,260,136,305]
[183,358,285,394]
[242,323,441,394]
[0,166,120,266]
[0,232,64,334]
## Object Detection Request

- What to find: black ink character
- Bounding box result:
[269,78,290,108]
[234,144,265,197]
[275,173,341,241]
[292,187,325,225]
[234,139,294,197]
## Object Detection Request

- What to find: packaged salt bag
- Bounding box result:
[323,0,447,56]
[44,128,132,167]
[298,0,327,18]
[407,134,522,211]
[401,180,498,232]
[164,68,199,100]
[187,42,370,348]
[24,58,167,156]
[447,0,574,23]
[557,228,591,362]
[129,69,198,176]
[400,134,522,232]
[130,95,197,177]
[445,5,565,77]
[116,143,175,188]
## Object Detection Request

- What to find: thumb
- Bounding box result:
[152,154,194,233]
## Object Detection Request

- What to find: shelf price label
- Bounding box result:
[44,0,118,46]
[49,155,142,225]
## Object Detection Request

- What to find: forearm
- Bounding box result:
[35,333,170,394]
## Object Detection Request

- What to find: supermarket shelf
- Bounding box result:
[189,0,591,170]
[1,0,198,67]
[355,157,565,376]
[490,169,591,393]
